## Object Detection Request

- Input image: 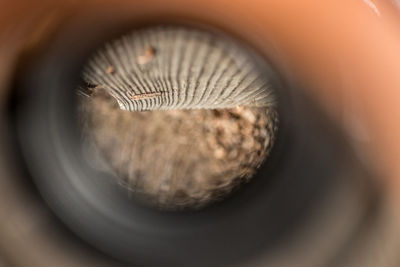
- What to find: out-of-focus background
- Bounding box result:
[1,1,400,266]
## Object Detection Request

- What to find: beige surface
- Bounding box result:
[79,89,276,210]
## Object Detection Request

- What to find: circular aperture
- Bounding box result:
[14,20,345,266]
[78,25,278,210]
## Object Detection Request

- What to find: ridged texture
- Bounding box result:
[83,26,275,111]
[80,25,278,210]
